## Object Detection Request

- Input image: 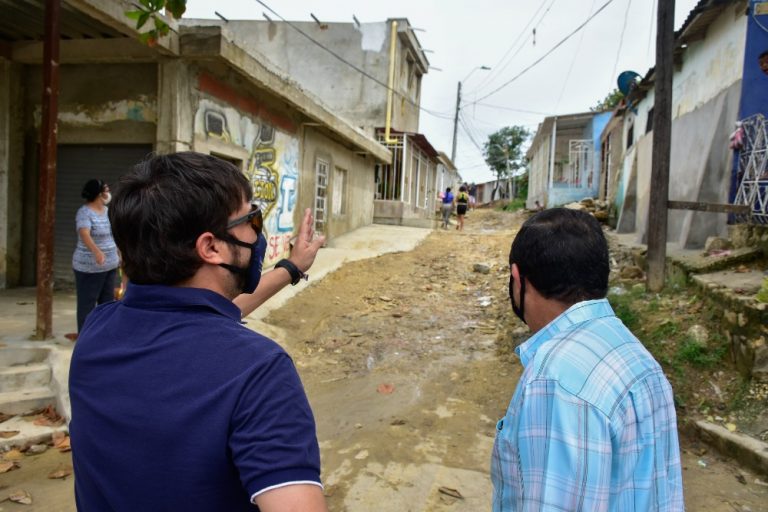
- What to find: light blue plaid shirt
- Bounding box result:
[491,299,684,511]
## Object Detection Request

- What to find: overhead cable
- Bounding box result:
[469,1,550,94]
[469,0,559,98]
[610,0,633,91]
[466,0,618,107]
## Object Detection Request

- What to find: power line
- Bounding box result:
[252,0,454,121]
[468,1,551,95]
[474,103,552,116]
[466,0,618,107]
[458,116,485,153]
[469,0,560,98]
[610,0,633,90]
[555,0,598,112]
[646,0,656,63]
[459,112,489,149]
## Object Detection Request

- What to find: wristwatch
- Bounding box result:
[275,259,308,286]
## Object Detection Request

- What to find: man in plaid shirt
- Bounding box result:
[492,208,684,511]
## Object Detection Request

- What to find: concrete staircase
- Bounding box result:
[0,347,57,415]
[0,345,67,448]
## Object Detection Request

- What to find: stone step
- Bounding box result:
[0,363,51,393]
[0,387,57,416]
[0,347,49,367]
[0,415,68,450]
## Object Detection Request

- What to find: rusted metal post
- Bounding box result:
[646,0,675,292]
[35,0,61,340]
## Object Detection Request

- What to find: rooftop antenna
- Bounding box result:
[352,14,361,28]
[262,12,273,23]
[214,11,229,23]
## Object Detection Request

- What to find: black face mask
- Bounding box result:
[218,233,267,294]
[509,270,527,325]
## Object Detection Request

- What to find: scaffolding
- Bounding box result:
[733,114,768,224]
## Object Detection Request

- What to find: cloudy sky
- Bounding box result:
[184,0,701,183]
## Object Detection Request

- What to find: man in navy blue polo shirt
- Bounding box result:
[70,152,328,511]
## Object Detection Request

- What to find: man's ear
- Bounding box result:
[195,232,227,265]
[511,263,521,283]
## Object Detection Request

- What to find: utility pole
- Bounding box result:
[450,66,490,164]
[646,0,674,292]
[451,81,461,163]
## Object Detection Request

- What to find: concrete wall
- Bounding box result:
[301,128,375,240]
[612,5,746,248]
[24,64,158,145]
[673,3,746,119]
[617,81,742,246]
[182,19,423,136]
[188,64,377,254]
[526,132,551,209]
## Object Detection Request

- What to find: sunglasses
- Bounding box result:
[226,204,263,236]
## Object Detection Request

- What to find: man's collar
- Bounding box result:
[121,283,242,321]
[515,298,615,367]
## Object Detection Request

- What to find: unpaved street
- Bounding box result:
[1,209,766,510]
[265,209,768,511]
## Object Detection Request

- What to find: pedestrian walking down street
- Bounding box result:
[70,152,328,512]
[70,179,119,339]
[455,185,469,231]
[440,187,454,229]
[469,182,477,211]
[493,208,684,511]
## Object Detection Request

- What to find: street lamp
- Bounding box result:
[451,65,491,163]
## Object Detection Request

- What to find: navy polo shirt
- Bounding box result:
[70,284,321,511]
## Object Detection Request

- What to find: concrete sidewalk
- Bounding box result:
[0,223,432,447]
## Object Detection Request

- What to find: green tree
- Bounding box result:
[591,87,624,112]
[126,0,187,46]
[483,125,529,200]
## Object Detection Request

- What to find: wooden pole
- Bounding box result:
[646,0,675,292]
[35,0,61,339]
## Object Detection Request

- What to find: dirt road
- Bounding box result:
[1,209,766,510]
[266,209,768,511]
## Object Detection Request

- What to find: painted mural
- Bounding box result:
[194,98,298,266]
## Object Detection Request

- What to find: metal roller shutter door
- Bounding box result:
[54,145,152,287]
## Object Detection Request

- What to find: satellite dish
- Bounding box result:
[617,71,642,96]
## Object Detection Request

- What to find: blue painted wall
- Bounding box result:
[730,0,768,202]
[547,112,612,206]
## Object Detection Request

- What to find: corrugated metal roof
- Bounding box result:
[675,0,739,40]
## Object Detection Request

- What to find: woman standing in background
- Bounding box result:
[71,179,119,337]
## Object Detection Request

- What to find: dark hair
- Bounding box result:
[760,50,768,59]
[509,208,609,304]
[81,179,105,201]
[446,187,452,193]
[459,185,467,192]
[109,152,251,285]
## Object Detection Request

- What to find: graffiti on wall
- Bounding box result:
[194,98,298,265]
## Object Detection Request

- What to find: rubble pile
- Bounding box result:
[562,197,610,222]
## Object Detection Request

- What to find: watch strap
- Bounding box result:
[275,259,306,286]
